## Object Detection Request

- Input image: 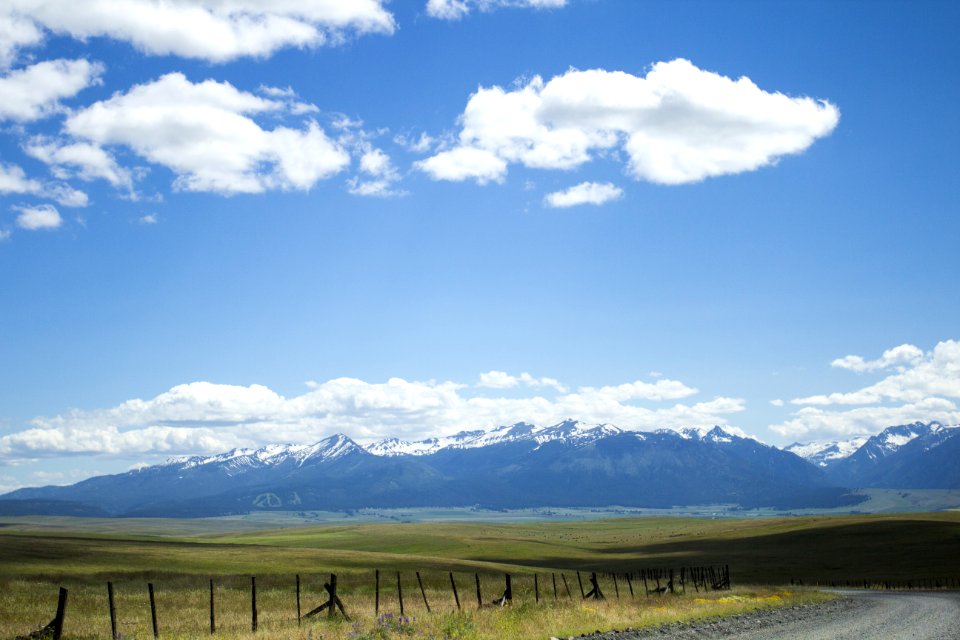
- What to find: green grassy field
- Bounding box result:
[1,512,958,639]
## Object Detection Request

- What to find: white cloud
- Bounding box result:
[394,132,435,153]
[25,138,134,190]
[0,162,42,195]
[0,12,43,68]
[426,0,566,21]
[0,161,88,207]
[139,213,157,224]
[0,58,102,121]
[64,72,351,195]
[0,374,744,460]
[769,399,784,407]
[2,1,396,64]
[0,229,10,241]
[830,343,924,373]
[544,181,622,208]
[347,146,405,197]
[770,340,960,441]
[14,203,62,230]
[419,59,838,185]
[416,146,507,184]
[477,370,567,392]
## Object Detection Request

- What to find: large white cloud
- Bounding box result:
[426,0,566,21]
[770,340,960,440]
[2,0,395,63]
[418,59,839,185]
[0,374,744,460]
[0,58,102,121]
[63,72,351,194]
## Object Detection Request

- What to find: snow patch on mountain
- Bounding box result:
[785,436,871,467]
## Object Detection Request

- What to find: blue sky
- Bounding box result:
[1,0,959,492]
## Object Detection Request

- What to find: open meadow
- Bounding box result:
[2,512,958,639]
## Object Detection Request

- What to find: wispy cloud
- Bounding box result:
[544,181,622,208]
[426,0,566,21]
[770,340,960,440]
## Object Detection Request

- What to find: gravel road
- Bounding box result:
[573,590,960,640]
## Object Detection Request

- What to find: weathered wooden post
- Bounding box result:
[626,573,634,599]
[576,571,585,599]
[301,574,350,621]
[296,575,301,625]
[251,577,257,632]
[584,573,604,600]
[534,574,539,603]
[561,573,572,599]
[374,570,380,617]
[642,571,649,597]
[449,572,461,611]
[552,573,558,600]
[209,579,215,634]
[416,572,431,613]
[475,573,483,609]
[492,574,512,606]
[398,572,405,616]
[612,573,619,600]
[148,583,159,640]
[107,582,117,640]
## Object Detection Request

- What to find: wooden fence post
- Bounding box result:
[296,575,301,625]
[534,574,539,603]
[397,572,405,617]
[561,573,572,599]
[209,579,215,634]
[576,572,585,599]
[613,574,619,600]
[148,583,159,640]
[53,587,67,640]
[107,582,117,640]
[475,574,482,609]
[626,573,634,599]
[449,572,461,611]
[374,570,379,617]
[552,573,558,600]
[416,572,431,613]
[251,577,257,632]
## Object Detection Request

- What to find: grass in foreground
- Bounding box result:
[1,577,830,640]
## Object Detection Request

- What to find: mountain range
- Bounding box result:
[1,420,956,518]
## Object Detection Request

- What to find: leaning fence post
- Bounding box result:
[613,573,619,600]
[107,582,117,640]
[416,572,431,613]
[535,574,539,603]
[296,574,301,624]
[561,573,572,599]
[475,573,483,609]
[449,572,461,611]
[576,571,585,599]
[552,573,558,600]
[626,573,634,599]
[148,583,159,640]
